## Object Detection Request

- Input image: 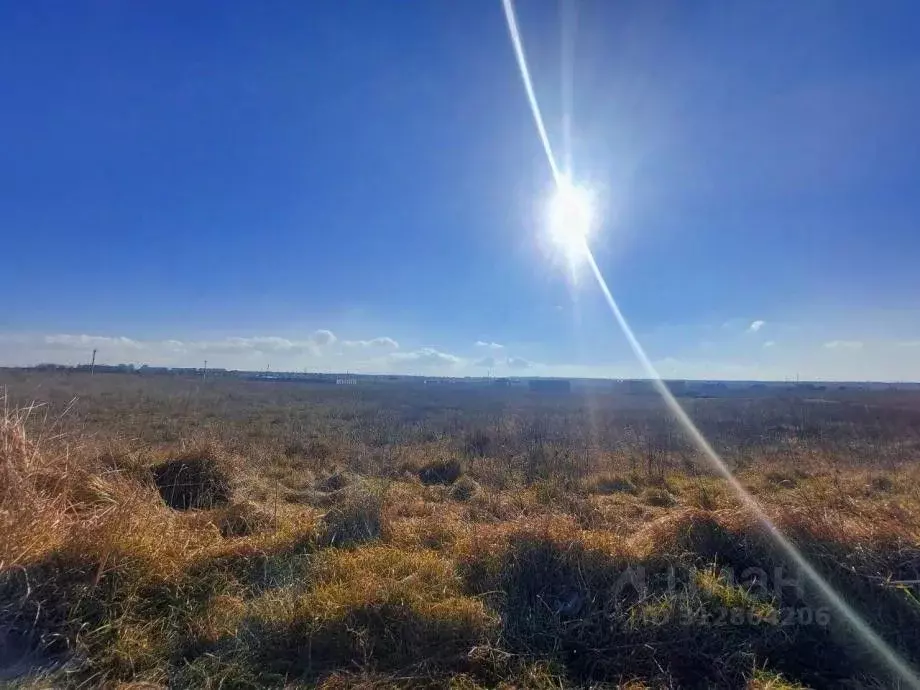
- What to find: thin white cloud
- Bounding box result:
[309,329,337,347]
[189,332,398,356]
[9,328,920,381]
[5,330,404,368]
[244,337,298,352]
[474,355,535,371]
[44,334,143,350]
[747,320,765,333]
[474,341,504,350]
[343,337,399,351]
[186,332,339,356]
[824,340,863,350]
[390,347,462,368]
[190,337,300,354]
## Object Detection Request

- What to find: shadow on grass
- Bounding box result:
[5,512,920,689]
[178,546,500,687]
[0,530,318,686]
[465,517,920,689]
[243,602,485,680]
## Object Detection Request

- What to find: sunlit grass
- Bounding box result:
[2,379,920,687]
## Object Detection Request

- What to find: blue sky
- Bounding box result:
[2,1,920,380]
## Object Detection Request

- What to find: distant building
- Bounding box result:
[492,378,512,387]
[528,379,571,393]
[336,377,357,385]
[138,365,171,375]
[75,363,135,374]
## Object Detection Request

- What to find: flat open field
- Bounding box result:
[3,370,920,688]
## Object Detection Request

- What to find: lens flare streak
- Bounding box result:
[500,0,920,685]
[501,0,562,186]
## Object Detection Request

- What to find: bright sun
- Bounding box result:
[547,176,595,262]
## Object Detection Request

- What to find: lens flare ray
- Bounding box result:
[500,0,920,685]
[502,0,562,186]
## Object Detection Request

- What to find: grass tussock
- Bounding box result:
[316,469,361,493]
[748,668,810,689]
[318,484,387,547]
[215,500,277,538]
[640,486,677,507]
[449,475,482,501]
[585,472,639,495]
[150,449,234,510]
[3,378,920,688]
[417,458,463,486]
[226,546,498,681]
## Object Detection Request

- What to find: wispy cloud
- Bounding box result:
[390,347,462,368]
[342,337,399,351]
[474,355,535,371]
[309,330,336,347]
[474,341,504,350]
[824,340,863,350]
[747,320,765,333]
[12,330,402,369]
[9,329,920,381]
[189,337,302,354]
[44,334,143,350]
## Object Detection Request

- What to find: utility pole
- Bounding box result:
[203,360,208,380]
[90,349,97,376]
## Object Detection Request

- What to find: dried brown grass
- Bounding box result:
[3,392,920,688]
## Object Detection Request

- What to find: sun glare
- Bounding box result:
[547,176,595,262]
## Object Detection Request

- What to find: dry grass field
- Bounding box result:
[2,370,920,688]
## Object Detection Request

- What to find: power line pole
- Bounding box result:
[203,360,208,381]
[91,349,97,376]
